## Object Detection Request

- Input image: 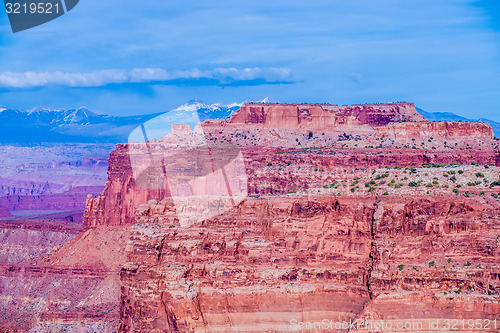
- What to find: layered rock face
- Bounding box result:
[83,144,169,228]
[83,103,496,228]
[118,194,500,332]
[227,103,426,132]
[375,121,494,140]
[120,197,375,332]
[0,219,80,266]
[75,103,499,332]
[84,145,499,227]
[0,223,129,332]
[363,197,500,332]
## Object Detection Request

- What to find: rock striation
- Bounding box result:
[118,194,500,332]
[83,144,169,229]
[0,222,129,332]
[375,121,494,140]
[227,103,427,131]
[120,196,374,332]
[11,102,499,332]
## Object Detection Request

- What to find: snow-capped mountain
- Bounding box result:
[173,100,245,121]
[0,101,250,143]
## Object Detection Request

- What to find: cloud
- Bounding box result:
[0,67,294,88]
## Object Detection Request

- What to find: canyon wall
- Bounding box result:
[120,196,375,332]
[0,222,129,332]
[83,144,169,229]
[375,121,494,140]
[21,102,498,332]
[84,146,499,228]
[84,103,497,229]
[227,103,427,132]
[117,194,499,332]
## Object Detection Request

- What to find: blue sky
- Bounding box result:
[0,0,499,120]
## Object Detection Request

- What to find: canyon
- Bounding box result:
[1,102,499,332]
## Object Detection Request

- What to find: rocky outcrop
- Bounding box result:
[0,223,129,332]
[83,103,497,229]
[118,195,499,332]
[84,144,498,227]
[51,102,500,332]
[83,144,169,229]
[227,103,427,132]
[375,121,494,140]
[0,219,80,265]
[120,197,375,332]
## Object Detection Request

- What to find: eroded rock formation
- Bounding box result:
[118,195,499,332]
[226,102,427,131]
[4,102,499,332]
[375,121,494,140]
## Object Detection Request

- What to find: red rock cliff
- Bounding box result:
[118,194,499,332]
[83,144,169,229]
[375,121,494,140]
[77,102,500,332]
[227,102,427,131]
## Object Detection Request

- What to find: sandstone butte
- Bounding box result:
[1,102,499,332]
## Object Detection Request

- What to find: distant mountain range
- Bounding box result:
[0,101,497,143]
[0,100,244,143]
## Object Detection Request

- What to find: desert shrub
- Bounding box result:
[374,172,389,180]
[490,180,500,187]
